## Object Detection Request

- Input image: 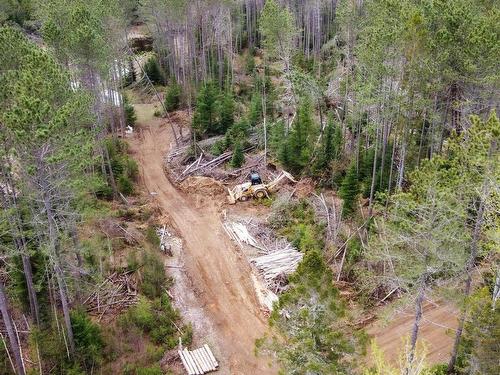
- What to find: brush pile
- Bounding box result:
[84,271,138,321]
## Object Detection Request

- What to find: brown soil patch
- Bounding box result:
[368,300,458,366]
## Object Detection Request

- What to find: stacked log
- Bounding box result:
[251,248,303,281]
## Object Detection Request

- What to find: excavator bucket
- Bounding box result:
[227,188,237,204]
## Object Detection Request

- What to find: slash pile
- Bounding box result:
[83,271,138,321]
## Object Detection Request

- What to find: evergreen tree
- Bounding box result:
[218,91,235,134]
[282,97,316,175]
[266,250,362,373]
[457,287,500,374]
[192,82,219,136]
[225,118,249,148]
[248,91,262,126]
[144,55,164,85]
[123,94,136,128]
[231,140,245,168]
[339,163,360,216]
[315,115,343,173]
[164,81,182,111]
[259,0,296,64]
[245,51,255,74]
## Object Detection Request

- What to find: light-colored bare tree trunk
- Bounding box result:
[0,282,26,375]
[405,277,427,375]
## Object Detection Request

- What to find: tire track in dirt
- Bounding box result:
[128,117,275,374]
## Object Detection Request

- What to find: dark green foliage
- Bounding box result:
[270,200,324,253]
[123,293,189,348]
[192,82,219,136]
[455,287,500,374]
[268,120,285,156]
[280,98,317,175]
[314,115,343,174]
[105,138,138,195]
[231,140,245,168]
[122,58,136,87]
[140,251,166,299]
[292,51,314,73]
[145,226,160,247]
[245,50,255,74]
[265,200,365,372]
[123,93,136,128]
[265,200,365,373]
[225,118,249,148]
[218,91,235,133]
[143,56,164,85]
[211,139,227,156]
[71,309,104,369]
[0,0,34,26]
[339,163,360,217]
[248,91,262,126]
[164,81,182,111]
[117,174,133,195]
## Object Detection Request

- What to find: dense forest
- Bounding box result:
[0,0,499,374]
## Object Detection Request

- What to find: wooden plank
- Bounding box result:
[179,350,195,375]
[186,349,204,375]
[203,344,218,368]
[192,349,208,373]
[199,347,216,371]
[183,349,200,375]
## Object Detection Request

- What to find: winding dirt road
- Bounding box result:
[128,115,275,374]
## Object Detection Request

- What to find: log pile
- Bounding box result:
[222,222,267,253]
[178,344,218,375]
[83,271,138,321]
[251,248,303,282]
[224,219,303,291]
[166,133,261,183]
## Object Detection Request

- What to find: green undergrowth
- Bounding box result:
[259,199,367,373]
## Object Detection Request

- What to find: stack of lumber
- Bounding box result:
[83,271,138,320]
[251,248,303,281]
[179,345,218,375]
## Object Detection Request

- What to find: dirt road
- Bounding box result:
[129,115,275,374]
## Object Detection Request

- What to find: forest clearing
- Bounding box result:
[1,1,499,374]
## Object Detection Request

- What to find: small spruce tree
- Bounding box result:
[283,97,316,175]
[339,163,360,216]
[248,91,263,126]
[231,140,245,168]
[192,82,219,136]
[144,56,164,85]
[218,91,235,134]
[123,94,136,128]
[164,81,182,111]
[245,51,255,74]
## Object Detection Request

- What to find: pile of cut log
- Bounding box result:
[224,219,303,290]
[251,247,303,282]
[83,271,138,321]
[179,344,218,375]
[222,221,267,253]
[176,145,256,181]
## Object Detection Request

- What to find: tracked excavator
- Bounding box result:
[227,170,296,204]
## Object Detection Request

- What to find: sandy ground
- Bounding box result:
[368,300,458,366]
[128,113,276,374]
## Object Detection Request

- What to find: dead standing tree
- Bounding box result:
[0,281,26,375]
[368,181,469,372]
